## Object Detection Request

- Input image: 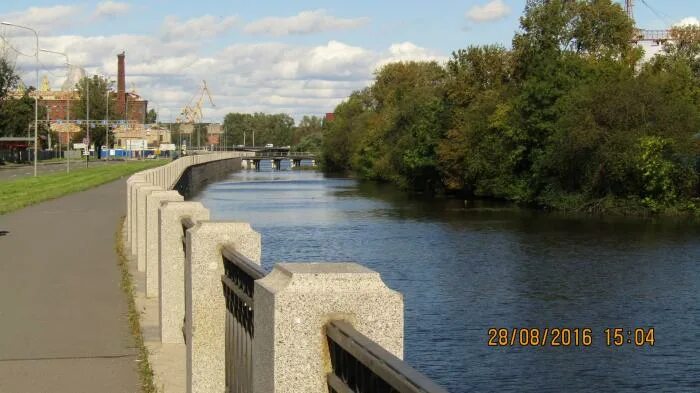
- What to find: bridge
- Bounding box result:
[242,151,317,170]
[127,154,447,393]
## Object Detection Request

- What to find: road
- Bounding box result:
[0,160,125,181]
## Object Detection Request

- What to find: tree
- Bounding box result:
[0,56,19,108]
[0,90,46,139]
[292,115,324,152]
[72,76,116,158]
[145,108,157,124]
[222,112,294,147]
[319,0,700,214]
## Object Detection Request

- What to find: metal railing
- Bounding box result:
[221,247,266,393]
[252,151,315,158]
[326,320,449,393]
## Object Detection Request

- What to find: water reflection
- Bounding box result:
[195,170,700,392]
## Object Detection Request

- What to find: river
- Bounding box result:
[193,170,700,393]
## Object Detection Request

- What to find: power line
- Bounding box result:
[639,0,674,26]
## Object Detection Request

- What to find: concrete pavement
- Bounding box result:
[0,179,139,392]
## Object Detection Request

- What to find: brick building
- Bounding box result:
[13,52,149,146]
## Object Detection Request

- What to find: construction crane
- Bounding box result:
[625,0,670,44]
[177,80,216,125]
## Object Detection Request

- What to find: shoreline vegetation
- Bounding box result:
[319,0,700,217]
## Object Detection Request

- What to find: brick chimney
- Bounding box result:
[117,52,126,117]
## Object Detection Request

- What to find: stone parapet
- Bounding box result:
[158,201,210,344]
[253,263,404,393]
[184,221,261,393]
[146,191,184,298]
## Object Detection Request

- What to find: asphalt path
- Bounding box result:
[0,179,139,392]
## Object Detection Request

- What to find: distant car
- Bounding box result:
[265,143,274,148]
[236,144,244,148]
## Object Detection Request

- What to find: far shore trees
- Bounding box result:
[321,0,700,215]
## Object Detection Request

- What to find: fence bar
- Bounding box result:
[326,320,448,393]
[221,245,265,393]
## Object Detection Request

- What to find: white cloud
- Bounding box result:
[10,12,441,121]
[94,1,131,18]
[675,17,700,27]
[465,0,510,23]
[244,10,369,36]
[375,42,446,69]
[0,5,82,34]
[161,15,239,41]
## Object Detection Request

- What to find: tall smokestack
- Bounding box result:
[117,52,126,117]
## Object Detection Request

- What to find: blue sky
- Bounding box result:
[0,1,697,122]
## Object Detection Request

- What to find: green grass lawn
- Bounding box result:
[0,160,165,215]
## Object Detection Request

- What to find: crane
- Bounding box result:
[177,80,216,125]
[625,0,670,44]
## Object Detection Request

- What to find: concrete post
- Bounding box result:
[253,263,404,393]
[158,201,210,344]
[136,185,162,270]
[130,181,154,256]
[126,174,145,248]
[185,221,261,393]
[146,190,184,298]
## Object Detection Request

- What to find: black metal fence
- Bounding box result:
[221,246,266,393]
[0,149,63,163]
[326,320,449,393]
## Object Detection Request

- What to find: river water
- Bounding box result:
[194,170,700,393]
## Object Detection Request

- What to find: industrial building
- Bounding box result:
[12,52,150,148]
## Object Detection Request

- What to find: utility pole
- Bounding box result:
[625,0,634,21]
[86,76,90,168]
[106,77,110,161]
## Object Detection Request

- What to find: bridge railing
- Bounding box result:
[326,320,448,393]
[221,247,265,393]
[252,151,315,158]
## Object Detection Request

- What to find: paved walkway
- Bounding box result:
[0,179,139,392]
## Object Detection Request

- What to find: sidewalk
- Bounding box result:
[0,179,139,392]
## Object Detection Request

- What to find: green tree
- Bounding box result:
[145,108,157,124]
[72,76,116,158]
[222,112,294,147]
[0,56,19,107]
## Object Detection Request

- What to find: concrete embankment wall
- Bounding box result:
[173,157,241,199]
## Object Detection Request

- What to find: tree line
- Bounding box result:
[221,112,324,151]
[321,0,700,214]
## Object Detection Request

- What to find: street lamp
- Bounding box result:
[2,21,39,177]
[39,48,72,173]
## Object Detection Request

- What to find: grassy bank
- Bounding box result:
[0,160,165,215]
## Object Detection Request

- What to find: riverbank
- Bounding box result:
[323,169,700,218]
[0,160,165,215]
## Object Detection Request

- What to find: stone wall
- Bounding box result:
[173,157,242,199]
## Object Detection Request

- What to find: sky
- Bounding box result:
[0,0,698,123]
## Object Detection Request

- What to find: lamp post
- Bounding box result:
[85,75,90,168]
[2,22,39,177]
[103,76,113,161]
[39,48,71,172]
